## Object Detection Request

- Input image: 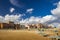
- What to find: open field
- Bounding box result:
[0,30,51,40]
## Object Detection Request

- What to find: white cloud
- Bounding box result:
[20,16,41,24]
[48,1,60,27]
[10,8,15,13]
[20,15,57,24]
[4,14,21,22]
[0,14,23,24]
[28,16,41,24]
[26,8,34,14]
[41,15,57,23]
[48,22,60,28]
[51,1,60,17]
[0,16,4,23]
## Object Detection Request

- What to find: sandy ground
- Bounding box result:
[0,30,51,40]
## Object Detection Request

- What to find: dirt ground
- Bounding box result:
[0,30,51,40]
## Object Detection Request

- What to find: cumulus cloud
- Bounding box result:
[10,8,15,13]
[4,14,21,22]
[20,16,41,24]
[20,15,57,24]
[0,14,23,24]
[48,22,60,28]
[26,8,34,14]
[20,14,60,28]
[28,16,41,24]
[51,1,60,17]
[41,15,57,23]
[49,1,60,27]
[0,16,4,23]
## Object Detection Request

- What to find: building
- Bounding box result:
[0,21,20,29]
[0,21,53,29]
[14,24,20,29]
[36,23,45,28]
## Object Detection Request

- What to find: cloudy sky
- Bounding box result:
[0,0,60,27]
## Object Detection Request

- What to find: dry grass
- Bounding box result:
[0,30,51,40]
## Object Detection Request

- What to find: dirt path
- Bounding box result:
[0,30,51,40]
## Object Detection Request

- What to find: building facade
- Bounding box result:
[0,21,20,29]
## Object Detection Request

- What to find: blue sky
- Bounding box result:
[0,0,59,17]
[0,0,60,27]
